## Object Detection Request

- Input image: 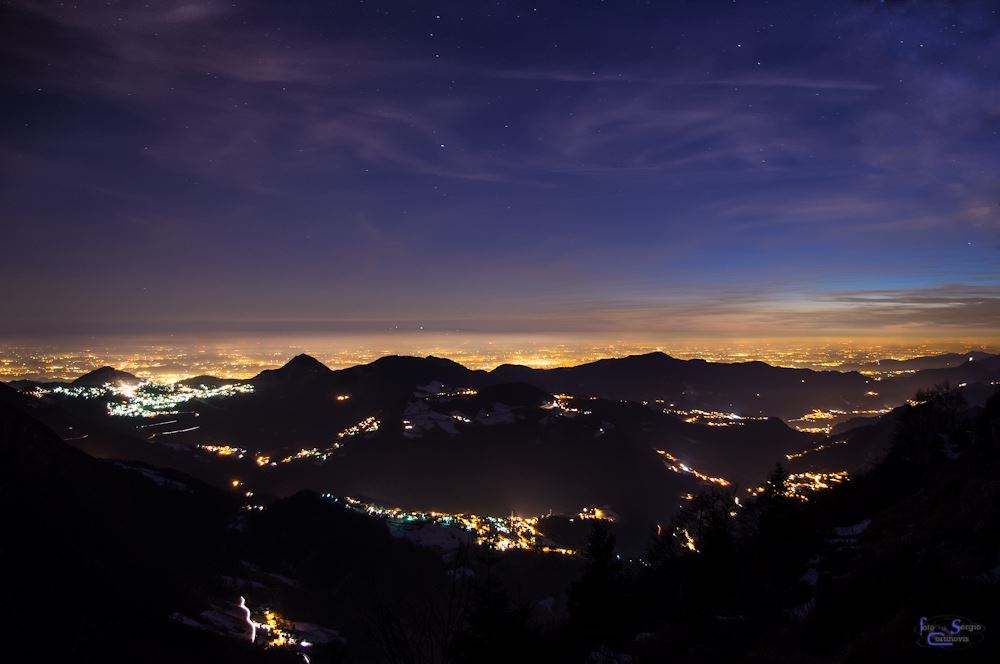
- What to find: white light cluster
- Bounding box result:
[47,380,254,417]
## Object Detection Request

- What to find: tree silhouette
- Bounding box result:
[568,521,624,648]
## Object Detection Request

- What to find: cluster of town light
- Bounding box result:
[781,471,850,500]
[198,444,247,459]
[541,394,593,416]
[47,385,105,399]
[785,439,848,461]
[787,406,892,434]
[673,467,850,555]
[578,507,614,521]
[662,406,768,427]
[322,495,609,555]
[254,608,296,649]
[240,600,318,661]
[204,416,381,470]
[676,528,698,552]
[273,417,381,463]
[43,380,254,417]
[654,449,732,486]
[749,470,850,501]
[337,416,379,438]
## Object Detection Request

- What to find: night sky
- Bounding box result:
[2,1,998,341]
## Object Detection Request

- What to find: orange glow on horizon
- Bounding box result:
[1,333,995,383]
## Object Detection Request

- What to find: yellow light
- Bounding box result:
[654,449,731,486]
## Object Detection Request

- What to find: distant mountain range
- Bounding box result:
[836,349,996,373]
[5,350,1000,554]
[15,349,1000,416]
[243,349,1000,419]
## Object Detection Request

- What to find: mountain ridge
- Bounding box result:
[71,365,140,387]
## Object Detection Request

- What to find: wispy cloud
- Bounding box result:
[1,0,998,337]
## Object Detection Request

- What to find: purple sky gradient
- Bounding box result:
[2,0,998,342]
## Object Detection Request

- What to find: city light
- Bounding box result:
[542,394,592,417]
[322,495,610,554]
[4,341,988,384]
[787,407,893,434]
[198,444,247,459]
[663,407,768,427]
[750,470,850,501]
[676,528,698,552]
[785,439,848,461]
[39,380,254,418]
[337,416,380,438]
[654,449,732,486]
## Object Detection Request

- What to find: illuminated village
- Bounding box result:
[786,406,893,434]
[41,380,255,418]
[654,449,732,487]
[748,470,851,501]
[660,405,769,427]
[542,394,593,417]
[322,495,607,555]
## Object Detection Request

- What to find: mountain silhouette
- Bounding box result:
[71,365,140,387]
[176,375,240,388]
[486,352,871,419]
[840,350,997,372]
[251,353,334,387]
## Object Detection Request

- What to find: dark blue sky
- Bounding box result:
[2,0,998,341]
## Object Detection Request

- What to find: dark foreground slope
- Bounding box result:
[0,384,288,664]
[563,385,1000,663]
[0,384,581,663]
[4,376,999,662]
